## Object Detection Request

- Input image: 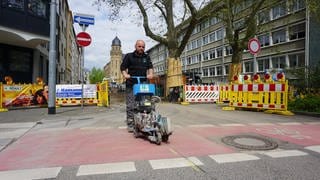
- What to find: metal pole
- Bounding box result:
[48,0,57,114]
[81,47,84,110]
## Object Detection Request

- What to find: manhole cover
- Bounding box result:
[221,135,278,150]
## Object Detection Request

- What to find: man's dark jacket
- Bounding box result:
[120,51,153,87]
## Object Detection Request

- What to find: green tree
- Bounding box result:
[89,67,105,84]
[93,0,220,93]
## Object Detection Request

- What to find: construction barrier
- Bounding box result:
[218,84,230,103]
[97,81,109,107]
[184,85,219,103]
[0,83,8,112]
[223,73,293,115]
[55,84,99,106]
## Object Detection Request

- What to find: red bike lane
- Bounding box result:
[0,123,320,171]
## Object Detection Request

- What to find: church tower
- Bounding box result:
[109,36,124,84]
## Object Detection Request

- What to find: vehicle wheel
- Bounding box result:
[162,135,169,143]
[156,132,162,145]
[133,127,139,138]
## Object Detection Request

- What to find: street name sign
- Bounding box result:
[76,32,92,47]
[74,13,95,25]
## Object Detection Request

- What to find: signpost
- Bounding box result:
[74,13,95,110]
[74,13,95,25]
[76,32,92,47]
[248,38,261,74]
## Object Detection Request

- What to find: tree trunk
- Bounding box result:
[165,57,183,97]
[229,50,242,82]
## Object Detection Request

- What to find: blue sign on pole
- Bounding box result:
[74,13,95,25]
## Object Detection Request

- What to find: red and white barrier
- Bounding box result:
[184,85,219,103]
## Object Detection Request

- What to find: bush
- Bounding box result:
[288,95,320,113]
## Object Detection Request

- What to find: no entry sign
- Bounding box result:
[248,38,260,55]
[76,32,92,47]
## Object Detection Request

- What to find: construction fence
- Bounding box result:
[181,73,293,115]
[0,77,109,111]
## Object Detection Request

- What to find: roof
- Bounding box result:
[112,36,121,46]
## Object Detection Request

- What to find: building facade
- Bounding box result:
[0,0,81,84]
[148,0,317,85]
[104,36,124,84]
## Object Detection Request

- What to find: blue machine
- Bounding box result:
[131,76,172,145]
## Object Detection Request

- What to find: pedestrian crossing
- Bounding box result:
[1,146,320,179]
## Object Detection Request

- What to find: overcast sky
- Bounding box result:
[67,1,156,70]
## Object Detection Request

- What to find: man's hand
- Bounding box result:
[123,74,131,79]
[147,74,153,80]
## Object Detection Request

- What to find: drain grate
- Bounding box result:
[221,134,278,150]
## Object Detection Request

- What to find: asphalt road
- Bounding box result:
[0,103,320,180]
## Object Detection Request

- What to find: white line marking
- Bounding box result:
[118,126,127,129]
[149,157,203,170]
[261,150,308,158]
[219,123,245,127]
[0,167,61,180]
[0,129,29,138]
[0,122,35,128]
[80,127,111,130]
[249,123,274,126]
[277,122,302,126]
[77,162,136,176]
[305,145,320,153]
[188,124,215,128]
[304,122,320,125]
[209,153,260,163]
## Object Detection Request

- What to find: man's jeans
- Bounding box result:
[126,87,135,127]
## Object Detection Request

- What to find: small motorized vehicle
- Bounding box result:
[131,76,173,145]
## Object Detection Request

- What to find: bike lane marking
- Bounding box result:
[209,153,260,163]
[77,161,136,176]
[0,167,61,180]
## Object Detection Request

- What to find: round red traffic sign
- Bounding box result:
[248,38,260,54]
[76,32,92,47]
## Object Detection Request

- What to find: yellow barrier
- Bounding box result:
[97,81,109,107]
[0,83,8,112]
[218,84,230,103]
[222,74,293,116]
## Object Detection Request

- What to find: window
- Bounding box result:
[257,58,270,72]
[272,56,286,69]
[216,66,223,76]
[196,38,202,47]
[244,61,253,73]
[272,29,286,44]
[216,47,223,57]
[289,23,305,40]
[28,0,47,17]
[209,67,215,76]
[225,64,230,75]
[272,3,286,20]
[289,53,305,67]
[258,10,270,24]
[3,0,24,10]
[202,51,209,61]
[202,35,209,45]
[258,33,270,47]
[203,68,209,77]
[291,0,305,12]
[209,49,215,59]
[216,29,223,40]
[225,46,233,56]
[209,32,216,42]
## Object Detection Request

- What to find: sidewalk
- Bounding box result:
[0,105,119,124]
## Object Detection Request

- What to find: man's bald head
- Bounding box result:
[135,40,145,55]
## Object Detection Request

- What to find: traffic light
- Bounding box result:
[195,75,202,84]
